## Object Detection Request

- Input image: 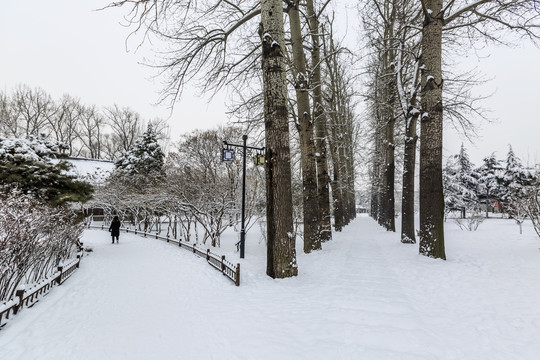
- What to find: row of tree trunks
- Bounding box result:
[306,0,333,243]
[288,2,321,253]
[323,29,357,231]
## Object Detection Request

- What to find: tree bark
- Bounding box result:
[260,0,298,278]
[419,0,446,260]
[401,112,418,243]
[306,0,332,242]
[288,3,321,253]
[380,11,397,232]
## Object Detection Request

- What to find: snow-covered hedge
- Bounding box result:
[0,192,84,302]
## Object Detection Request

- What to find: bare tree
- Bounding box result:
[105,0,264,101]
[105,0,298,278]
[417,0,540,260]
[167,128,246,247]
[77,105,107,159]
[286,0,321,253]
[47,94,82,155]
[11,85,55,138]
[0,91,18,137]
[306,0,333,242]
[361,0,405,232]
[104,104,143,157]
[260,0,298,278]
[322,18,358,231]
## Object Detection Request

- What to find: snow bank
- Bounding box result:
[0,216,539,359]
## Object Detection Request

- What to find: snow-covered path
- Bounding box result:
[1,215,540,359]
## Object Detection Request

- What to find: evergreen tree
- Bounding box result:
[443,144,479,217]
[0,136,93,205]
[476,153,504,217]
[114,124,165,179]
[502,145,536,210]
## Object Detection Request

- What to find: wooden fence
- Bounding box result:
[88,224,240,287]
[0,251,83,329]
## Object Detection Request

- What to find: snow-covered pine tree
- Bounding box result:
[476,153,504,218]
[502,145,536,228]
[113,123,165,180]
[0,136,93,205]
[443,144,479,218]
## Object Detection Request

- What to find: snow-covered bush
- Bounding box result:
[524,185,540,240]
[0,192,84,302]
[454,210,485,231]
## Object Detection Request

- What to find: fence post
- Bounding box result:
[166,235,170,243]
[206,249,210,261]
[13,289,25,314]
[57,265,64,285]
[221,256,226,273]
[235,263,240,286]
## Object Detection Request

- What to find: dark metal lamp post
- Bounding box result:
[222,135,264,258]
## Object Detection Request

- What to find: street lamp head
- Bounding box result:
[254,153,265,166]
[222,148,235,161]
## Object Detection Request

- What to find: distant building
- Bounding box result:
[356,206,368,214]
[66,157,115,185]
[67,157,114,221]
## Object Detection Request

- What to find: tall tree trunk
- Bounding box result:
[260,0,298,278]
[344,108,356,223]
[382,113,396,231]
[327,110,344,232]
[419,1,446,260]
[371,118,383,221]
[306,0,332,242]
[380,14,397,232]
[288,3,321,253]
[401,108,418,243]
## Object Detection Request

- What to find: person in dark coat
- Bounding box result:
[109,216,121,244]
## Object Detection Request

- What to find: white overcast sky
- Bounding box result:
[1,0,539,166]
[1,0,228,142]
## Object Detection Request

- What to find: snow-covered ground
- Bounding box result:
[1,215,539,360]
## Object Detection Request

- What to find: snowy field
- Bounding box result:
[1,215,539,360]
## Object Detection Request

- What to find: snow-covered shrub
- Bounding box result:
[525,186,540,240]
[0,192,84,302]
[454,210,485,231]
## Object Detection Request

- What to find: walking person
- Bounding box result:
[109,216,121,244]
